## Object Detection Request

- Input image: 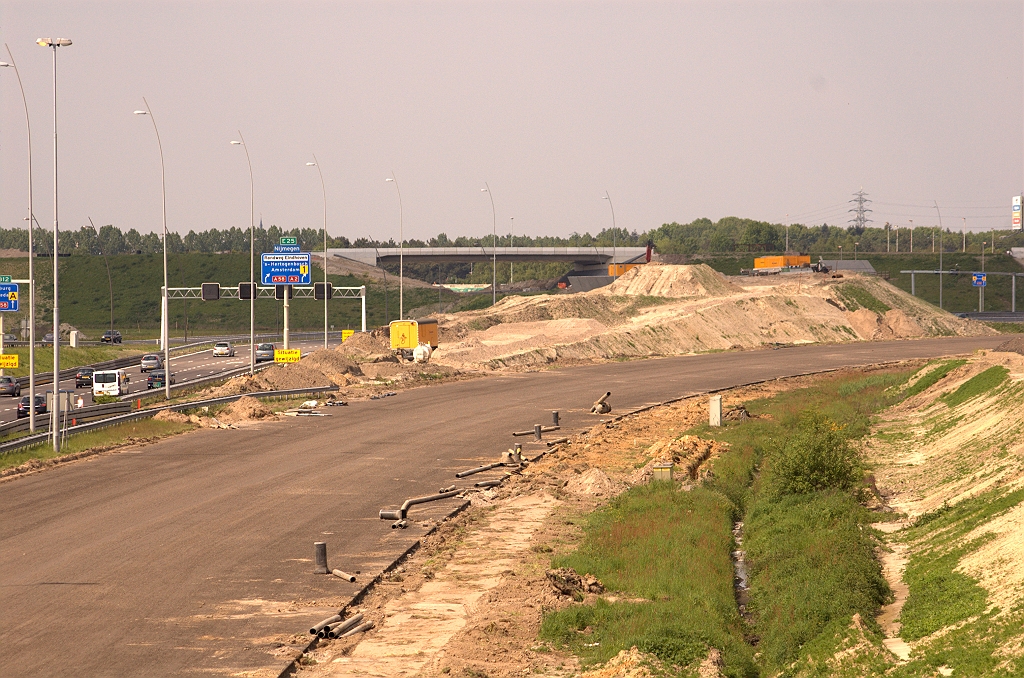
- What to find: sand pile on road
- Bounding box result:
[335,331,393,362]
[153,409,189,423]
[564,467,621,497]
[430,267,994,371]
[220,395,273,422]
[995,336,1024,355]
[593,262,741,298]
[300,350,363,381]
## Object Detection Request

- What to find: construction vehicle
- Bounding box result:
[389,318,439,361]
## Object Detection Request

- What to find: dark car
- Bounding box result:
[255,343,276,363]
[17,394,46,418]
[0,376,21,397]
[101,330,123,344]
[146,369,175,389]
[76,367,95,388]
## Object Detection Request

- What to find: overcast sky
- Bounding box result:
[0,1,1021,244]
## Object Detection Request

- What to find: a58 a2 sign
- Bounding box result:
[0,283,19,312]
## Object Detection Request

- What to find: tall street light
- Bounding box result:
[307,156,328,349]
[481,183,496,305]
[1,46,38,432]
[37,36,71,453]
[933,201,944,310]
[231,135,255,374]
[134,100,170,399]
[386,173,403,319]
[509,216,514,285]
[603,192,617,277]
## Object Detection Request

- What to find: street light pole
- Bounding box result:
[307,157,328,349]
[509,216,514,285]
[934,202,944,310]
[231,135,254,374]
[385,174,403,319]
[481,184,496,305]
[1,46,37,432]
[134,99,170,399]
[603,192,617,277]
[38,37,71,453]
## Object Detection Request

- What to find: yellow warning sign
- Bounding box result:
[274,349,301,363]
[341,330,354,342]
[7,291,17,301]
[0,354,19,369]
[300,264,309,275]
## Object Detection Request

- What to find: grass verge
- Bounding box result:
[938,365,1009,407]
[0,418,195,472]
[539,482,756,676]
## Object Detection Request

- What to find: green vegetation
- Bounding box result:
[836,284,891,314]
[0,417,194,471]
[0,253,456,339]
[543,369,915,675]
[939,366,1008,407]
[899,540,990,641]
[0,344,141,378]
[903,359,966,399]
[540,483,756,675]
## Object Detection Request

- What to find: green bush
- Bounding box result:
[92,394,119,404]
[761,413,861,498]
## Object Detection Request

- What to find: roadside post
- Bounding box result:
[0,277,20,377]
[972,273,987,313]
[263,238,310,351]
[709,395,722,427]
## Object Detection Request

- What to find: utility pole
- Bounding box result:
[962,217,967,252]
[934,202,944,310]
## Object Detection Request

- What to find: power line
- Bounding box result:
[848,189,872,230]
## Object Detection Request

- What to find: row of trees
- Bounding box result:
[0,218,1018,257]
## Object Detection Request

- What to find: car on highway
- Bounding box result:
[2,333,16,343]
[17,394,46,418]
[255,343,276,362]
[76,367,95,388]
[140,354,163,372]
[212,341,235,357]
[101,330,123,344]
[0,376,21,397]
[146,369,175,389]
[92,369,130,397]
[41,333,54,346]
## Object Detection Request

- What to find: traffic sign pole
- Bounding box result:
[283,285,290,350]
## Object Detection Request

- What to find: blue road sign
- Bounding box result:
[972,273,987,287]
[273,244,301,253]
[0,283,18,312]
[261,253,311,285]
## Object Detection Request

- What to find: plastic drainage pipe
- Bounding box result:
[455,463,501,478]
[378,488,462,521]
[339,621,375,638]
[310,614,342,635]
[327,613,364,638]
[332,569,356,582]
[475,478,503,488]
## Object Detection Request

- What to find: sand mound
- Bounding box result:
[153,409,189,423]
[335,331,392,361]
[220,395,273,422]
[579,647,655,678]
[995,336,1024,355]
[300,350,363,379]
[564,467,620,496]
[592,263,742,298]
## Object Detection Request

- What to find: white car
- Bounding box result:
[213,341,236,357]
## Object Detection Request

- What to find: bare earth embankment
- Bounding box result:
[430,264,994,371]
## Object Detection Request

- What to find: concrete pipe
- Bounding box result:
[391,519,408,529]
[475,479,503,488]
[438,484,457,493]
[314,542,329,574]
[332,569,356,582]
[455,462,501,478]
[327,613,364,638]
[534,424,542,441]
[339,621,375,638]
[552,410,560,425]
[379,509,403,521]
[310,614,342,635]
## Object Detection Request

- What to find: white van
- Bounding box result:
[92,369,130,397]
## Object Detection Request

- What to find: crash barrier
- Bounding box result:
[0,401,133,438]
[0,385,339,456]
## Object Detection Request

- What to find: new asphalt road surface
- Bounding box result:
[0,336,1004,676]
[0,340,325,423]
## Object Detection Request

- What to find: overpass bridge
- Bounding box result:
[328,246,649,267]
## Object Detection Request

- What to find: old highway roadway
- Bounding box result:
[0,336,1004,676]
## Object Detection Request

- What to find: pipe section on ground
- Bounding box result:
[327,613,364,638]
[310,614,342,635]
[378,488,462,521]
[339,621,375,638]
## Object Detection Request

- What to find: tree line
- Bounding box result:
[0,217,1018,257]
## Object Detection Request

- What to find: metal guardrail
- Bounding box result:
[0,385,340,456]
